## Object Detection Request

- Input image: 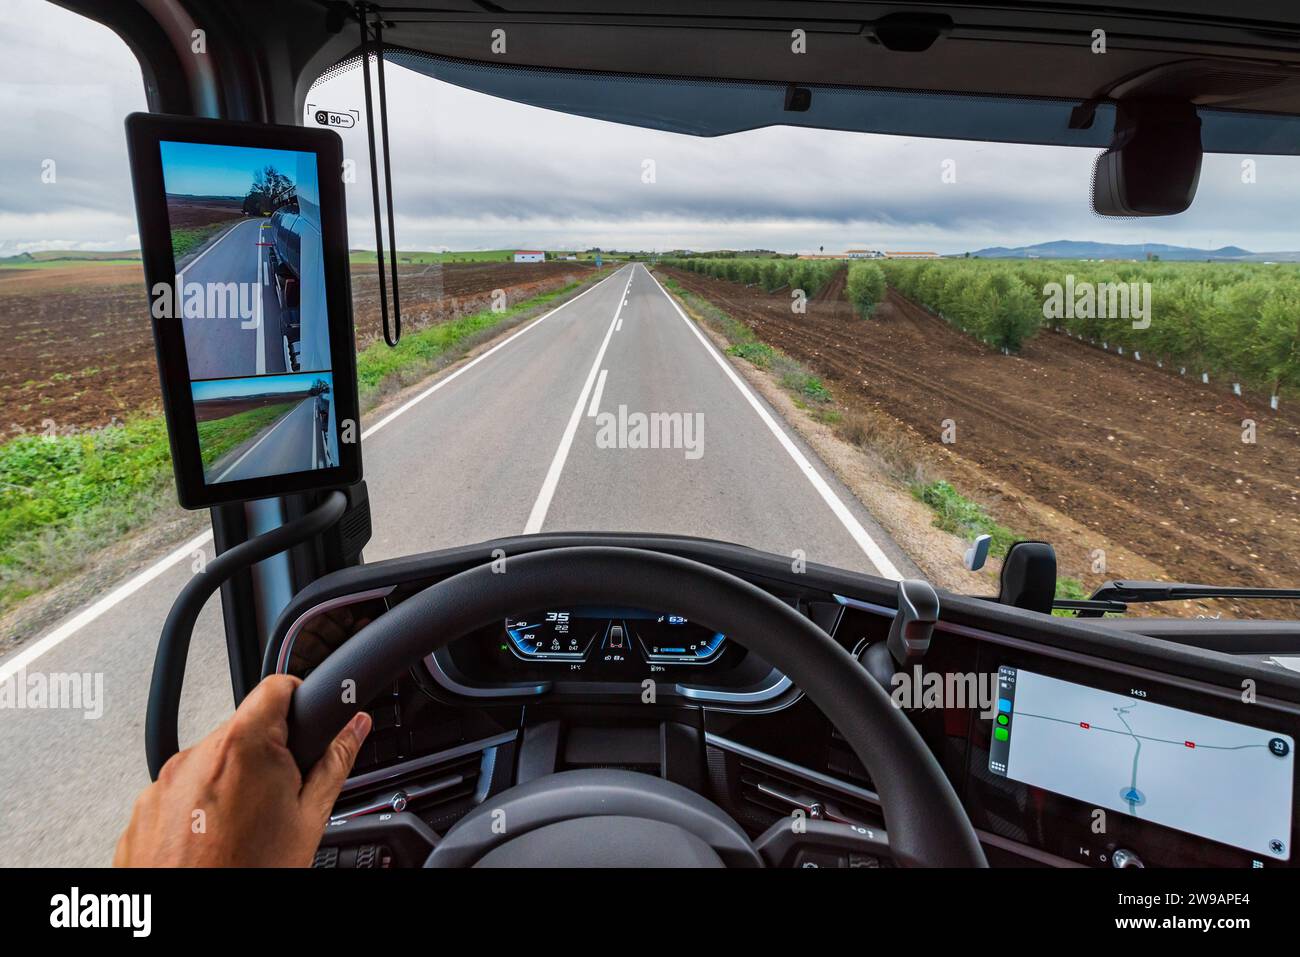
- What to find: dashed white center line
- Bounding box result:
[587,369,608,417]
[361,266,623,441]
[524,267,635,534]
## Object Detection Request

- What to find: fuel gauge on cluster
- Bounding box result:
[631,614,727,665]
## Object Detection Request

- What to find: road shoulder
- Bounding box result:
[652,269,996,594]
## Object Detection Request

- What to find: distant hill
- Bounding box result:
[0,250,141,266]
[966,240,1300,262]
[164,193,242,202]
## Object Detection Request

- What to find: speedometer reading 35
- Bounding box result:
[504,612,597,662]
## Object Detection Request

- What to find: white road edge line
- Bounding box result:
[254,244,266,375]
[213,396,306,483]
[587,369,608,418]
[643,265,903,581]
[0,265,630,677]
[523,269,635,533]
[176,218,247,286]
[0,530,215,684]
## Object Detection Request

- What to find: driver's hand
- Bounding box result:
[113,674,372,867]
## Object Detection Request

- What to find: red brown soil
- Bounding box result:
[0,261,599,439]
[165,196,244,229]
[0,264,160,441]
[193,393,300,422]
[662,267,1300,618]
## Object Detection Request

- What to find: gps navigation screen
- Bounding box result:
[157,140,337,485]
[989,666,1294,859]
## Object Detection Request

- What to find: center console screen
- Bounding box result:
[988,665,1294,860]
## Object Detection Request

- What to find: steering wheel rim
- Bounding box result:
[287,546,987,867]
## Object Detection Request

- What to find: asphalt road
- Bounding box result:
[0,263,916,866]
[179,218,288,381]
[204,395,325,484]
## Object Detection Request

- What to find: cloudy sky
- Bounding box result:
[5,0,1300,257]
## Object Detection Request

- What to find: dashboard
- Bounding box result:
[267,533,1300,869]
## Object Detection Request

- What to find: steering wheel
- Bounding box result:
[287,546,987,867]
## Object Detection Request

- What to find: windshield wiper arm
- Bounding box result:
[1064,580,1300,617]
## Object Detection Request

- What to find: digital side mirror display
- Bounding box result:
[125,113,362,508]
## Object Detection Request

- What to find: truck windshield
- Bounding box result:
[310,56,1300,620]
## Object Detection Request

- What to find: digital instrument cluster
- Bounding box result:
[425,603,788,705]
[502,608,727,669]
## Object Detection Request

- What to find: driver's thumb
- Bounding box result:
[300,712,372,821]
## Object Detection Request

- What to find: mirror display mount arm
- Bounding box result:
[357,2,401,346]
[145,491,348,780]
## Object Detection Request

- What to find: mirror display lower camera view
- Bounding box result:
[192,373,337,484]
[159,140,336,484]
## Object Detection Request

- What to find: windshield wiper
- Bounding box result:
[1060,580,1300,617]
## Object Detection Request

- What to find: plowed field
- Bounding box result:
[661,266,1300,616]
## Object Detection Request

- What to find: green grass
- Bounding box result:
[0,258,142,270]
[0,418,175,610]
[196,402,298,469]
[170,220,244,261]
[660,273,836,404]
[911,480,1018,557]
[660,277,751,344]
[1051,576,1091,614]
[0,250,141,268]
[726,341,776,367]
[779,365,833,403]
[910,479,1095,615]
[354,276,596,399]
[0,270,609,621]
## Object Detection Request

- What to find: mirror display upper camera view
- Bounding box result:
[158,140,338,484]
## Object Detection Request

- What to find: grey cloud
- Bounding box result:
[3,6,1300,256]
[0,0,147,251]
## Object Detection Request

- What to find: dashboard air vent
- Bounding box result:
[334,749,486,833]
[737,758,879,829]
[706,740,884,835]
